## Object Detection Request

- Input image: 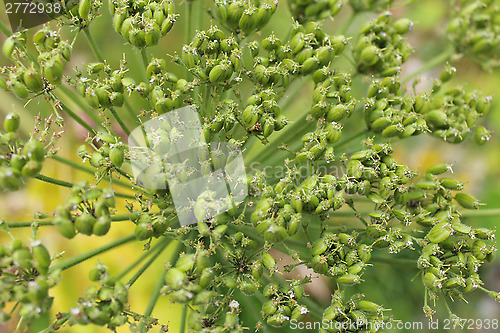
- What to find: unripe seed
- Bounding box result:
[455,193,481,209]
[427,221,452,244]
[109,145,125,168]
[3,113,20,133]
[78,0,91,20]
[10,81,29,99]
[360,45,380,66]
[75,212,96,236]
[23,69,44,92]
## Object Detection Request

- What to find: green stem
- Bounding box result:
[50,234,136,272]
[51,155,147,193]
[370,255,417,266]
[140,48,149,71]
[402,47,455,84]
[83,27,104,62]
[5,215,132,229]
[138,268,169,333]
[461,208,500,218]
[179,304,188,333]
[127,238,181,286]
[109,106,131,136]
[116,239,165,281]
[57,85,104,128]
[0,20,12,36]
[35,174,73,188]
[54,95,96,134]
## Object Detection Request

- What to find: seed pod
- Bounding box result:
[393,18,413,34]
[346,160,363,178]
[439,177,463,190]
[78,0,91,20]
[176,254,195,272]
[134,222,153,240]
[3,113,20,133]
[325,122,342,143]
[23,140,45,161]
[242,105,259,127]
[209,65,224,83]
[10,81,29,99]
[165,268,187,290]
[357,300,382,314]
[425,110,448,129]
[44,60,64,85]
[262,300,277,315]
[90,152,105,168]
[23,69,44,92]
[3,36,16,58]
[426,163,452,175]
[109,145,124,168]
[239,8,257,33]
[360,45,380,66]
[54,216,76,239]
[0,167,19,191]
[337,273,361,286]
[32,243,51,271]
[427,221,452,244]
[21,160,42,177]
[326,104,348,122]
[75,212,96,236]
[240,281,257,296]
[129,28,147,48]
[455,193,480,209]
[262,252,276,271]
[474,126,491,145]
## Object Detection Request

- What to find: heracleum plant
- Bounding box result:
[0,0,499,332]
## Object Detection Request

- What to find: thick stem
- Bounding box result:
[179,304,188,333]
[109,106,131,136]
[35,174,73,188]
[138,268,169,332]
[83,27,105,63]
[5,215,132,229]
[50,234,136,272]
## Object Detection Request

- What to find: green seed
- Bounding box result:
[425,110,448,128]
[455,193,480,209]
[3,113,20,133]
[78,0,91,20]
[23,69,44,92]
[23,141,45,161]
[75,212,96,236]
[427,221,452,244]
[92,216,111,236]
[21,160,42,177]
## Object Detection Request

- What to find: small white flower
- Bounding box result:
[300,307,309,315]
[229,300,239,309]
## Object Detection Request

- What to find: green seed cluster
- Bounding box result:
[448,0,500,67]
[0,113,46,191]
[319,291,390,333]
[111,0,176,48]
[260,280,307,327]
[310,232,372,283]
[1,28,71,99]
[287,0,343,23]
[212,0,278,34]
[0,240,58,322]
[53,182,115,238]
[67,264,129,328]
[354,12,413,76]
[0,0,499,331]
[364,71,491,143]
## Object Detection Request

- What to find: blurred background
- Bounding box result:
[0,0,499,332]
